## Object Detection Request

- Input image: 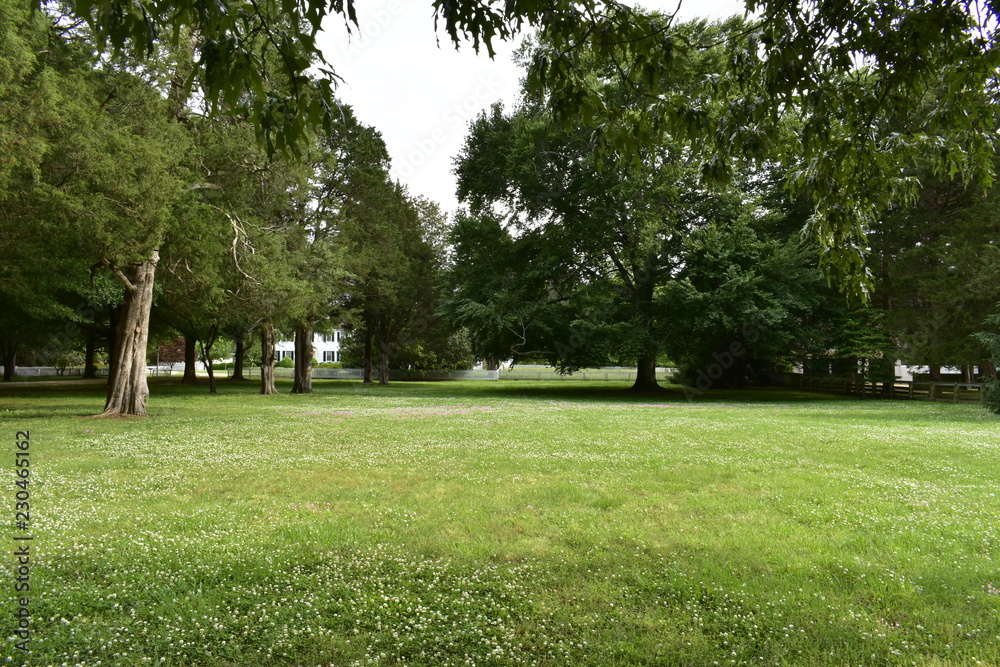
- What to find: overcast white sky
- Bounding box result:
[316,0,746,216]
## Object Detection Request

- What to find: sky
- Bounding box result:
[316,0,747,216]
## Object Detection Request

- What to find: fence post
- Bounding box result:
[929,383,936,401]
[908,383,914,400]
[953,383,960,402]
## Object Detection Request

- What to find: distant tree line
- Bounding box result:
[2,0,998,415]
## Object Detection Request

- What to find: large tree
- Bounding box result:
[70,72,190,416]
[870,170,1000,379]
[454,21,748,390]
[443,210,559,369]
[1,4,192,412]
[342,181,441,385]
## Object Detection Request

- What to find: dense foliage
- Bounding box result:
[0,1,459,410]
[50,0,999,289]
[3,0,997,412]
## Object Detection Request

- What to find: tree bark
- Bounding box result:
[628,268,661,392]
[378,334,390,386]
[260,322,277,395]
[631,354,660,392]
[928,364,942,382]
[83,332,98,379]
[106,306,119,385]
[181,335,198,384]
[232,333,246,381]
[204,352,216,393]
[101,251,158,417]
[291,322,313,393]
[363,329,373,384]
[198,325,219,394]
[1,337,17,382]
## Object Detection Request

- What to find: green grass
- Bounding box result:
[1,379,998,666]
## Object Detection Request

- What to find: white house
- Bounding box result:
[275,330,347,363]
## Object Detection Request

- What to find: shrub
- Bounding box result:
[276,356,295,368]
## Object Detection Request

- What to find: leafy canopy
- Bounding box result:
[39,0,1000,289]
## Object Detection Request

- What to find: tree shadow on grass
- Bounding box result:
[341,381,857,406]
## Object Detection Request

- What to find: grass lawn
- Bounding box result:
[1,379,998,666]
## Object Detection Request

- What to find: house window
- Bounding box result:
[280,350,294,361]
[322,333,334,343]
[323,351,335,362]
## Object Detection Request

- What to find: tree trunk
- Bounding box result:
[205,355,216,393]
[982,360,998,381]
[363,330,373,384]
[102,251,158,417]
[628,268,660,392]
[1,337,17,382]
[291,322,313,394]
[260,322,277,395]
[378,334,390,386]
[181,335,198,384]
[486,355,499,371]
[198,327,218,394]
[631,354,660,392]
[928,364,942,382]
[83,332,98,379]
[106,306,119,385]
[232,333,246,381]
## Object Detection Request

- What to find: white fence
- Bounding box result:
[242,367,501,381]
[1,366,95,378]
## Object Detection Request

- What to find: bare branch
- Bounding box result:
[210,205,260,285]
[111,266,136,293]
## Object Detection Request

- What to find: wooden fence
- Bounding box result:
[768,372,986,404]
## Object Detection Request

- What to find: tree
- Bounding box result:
[187,121,312,396]
[455,21,748,390]
[279,109,394,393]
[869,169,1000,379]
[342,181,441,385]
[524,2,999,292]
[443,210,556,369]
[975,312,1000,413]
[157,336,186,373]
[661,206,833,390]
[0,0,93,381]
[8,4,196,415]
